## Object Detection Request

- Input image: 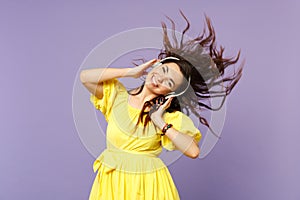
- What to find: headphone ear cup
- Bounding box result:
[165,92,176,99]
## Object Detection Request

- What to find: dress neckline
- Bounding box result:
[127,94,142,111]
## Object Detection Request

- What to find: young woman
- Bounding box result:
[80,12,243,200]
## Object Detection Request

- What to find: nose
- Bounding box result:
[156,75,162,83]
[156,74,166,84]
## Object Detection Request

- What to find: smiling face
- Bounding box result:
[145,62,184,96]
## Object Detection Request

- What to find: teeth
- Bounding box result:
[152,76,158,86]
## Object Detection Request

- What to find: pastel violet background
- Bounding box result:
[0,1,299,200]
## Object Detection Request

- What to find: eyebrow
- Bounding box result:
[165,65,175,87]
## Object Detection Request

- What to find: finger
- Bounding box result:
[149,104,160,116]
[161,97,173,110]
[147,58,158,64]
[144,59,157,66]
[143,59,158,69]
[150,103,159,110]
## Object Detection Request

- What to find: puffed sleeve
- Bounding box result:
[89,78,121,121]
[161,111,202,151]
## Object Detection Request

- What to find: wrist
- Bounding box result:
[161,123,173,135]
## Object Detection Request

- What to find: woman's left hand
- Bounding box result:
[149,97,173,130]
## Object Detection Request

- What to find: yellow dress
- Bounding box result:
[88,78,202,200]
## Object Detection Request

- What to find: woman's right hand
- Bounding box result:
[125,59,159,78]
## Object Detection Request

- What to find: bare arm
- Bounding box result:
[150,97,200,159]
[79,59,157,99]
[80,68,130,99]
[166,129,200,159]
[155,118,200,159]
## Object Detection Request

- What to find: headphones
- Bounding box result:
[152,56,180,68]
[152,57,191,100]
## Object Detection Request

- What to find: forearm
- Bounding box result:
[165,128,200,159]
[80,67,130,84]
[155,118,200,159]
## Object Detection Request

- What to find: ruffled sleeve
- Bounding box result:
[89,78,123,121]
[161,111,202,151]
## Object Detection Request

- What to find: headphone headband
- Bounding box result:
[152,56,180,67]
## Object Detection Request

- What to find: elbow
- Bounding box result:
[80,70,87,84]
[190,148,200,159]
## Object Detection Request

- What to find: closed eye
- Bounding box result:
[162,65,174,88]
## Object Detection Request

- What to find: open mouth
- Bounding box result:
[151,75,158,87]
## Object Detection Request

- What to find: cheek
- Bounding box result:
[159,85,172,94]
[145,84,170,95]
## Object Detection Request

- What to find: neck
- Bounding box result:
[139,87,158,102]
[129,85,158,107]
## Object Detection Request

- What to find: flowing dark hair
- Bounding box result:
[129,11,244,138]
